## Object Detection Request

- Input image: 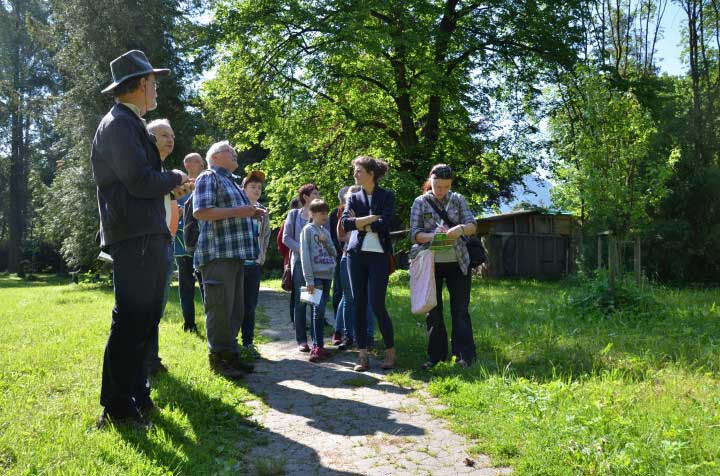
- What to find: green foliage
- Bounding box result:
[200,0,583,223]
[387,277,720,475]
[566,270,658,315]
[549,67,675,241]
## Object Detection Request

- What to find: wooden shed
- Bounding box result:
[477,210,576,279]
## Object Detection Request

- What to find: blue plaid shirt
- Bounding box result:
[409,191,477,275]
[193,166,259,268]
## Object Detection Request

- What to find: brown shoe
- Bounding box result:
[380,347,396,370]
[209,352,245,380]
[228,352,255,373]
[354,349,369,372]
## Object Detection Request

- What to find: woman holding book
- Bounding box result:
[409,164,478,369]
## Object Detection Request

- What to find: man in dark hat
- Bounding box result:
[91,50,191,429]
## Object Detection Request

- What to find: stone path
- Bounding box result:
[242,288,512,476]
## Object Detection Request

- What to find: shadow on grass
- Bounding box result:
[114,373,364,475]
[391,278,720,385]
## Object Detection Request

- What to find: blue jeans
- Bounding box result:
[101,234,171,414]
[310,278,331,348]
[348,251,394,350]
[293,259,327,344]
[242,264,262,346]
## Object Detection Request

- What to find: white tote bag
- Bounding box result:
[410,249,437,314]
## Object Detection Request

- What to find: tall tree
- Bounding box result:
[202,0,583,222]
[0,0,56,273]
[40,0,205,269]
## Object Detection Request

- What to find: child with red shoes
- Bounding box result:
[299,199,337,362]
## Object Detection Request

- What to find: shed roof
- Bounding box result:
[478,209,574,223]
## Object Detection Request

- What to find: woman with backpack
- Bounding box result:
[409,164,478,369]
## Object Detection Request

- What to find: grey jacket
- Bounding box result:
[300,223,337,283]
[253,205,272,265]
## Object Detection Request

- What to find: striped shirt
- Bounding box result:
[193,166,258,268]
[409,191,477,275]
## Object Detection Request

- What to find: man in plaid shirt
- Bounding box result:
[193,141,265,379]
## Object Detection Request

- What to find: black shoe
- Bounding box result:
[421,360,440,370]
[183,323,198,333]
[96,408,151,430]
[148,362,168,376]
[135,399,159,417]
[243,344,261,360]
[338,336,354,351]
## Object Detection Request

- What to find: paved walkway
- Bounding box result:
[242,288,512,476]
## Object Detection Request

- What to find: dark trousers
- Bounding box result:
[101,234,171,414]
[147,243,174,371]
[348,251,394,350]
[331,255,343,316]
[176,255,203,326]
[241,264,262,346]
[426,262,476,364]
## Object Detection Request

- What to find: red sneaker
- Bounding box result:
[298,343,310,353]
[332,332,342,346]
[309,347,322,363]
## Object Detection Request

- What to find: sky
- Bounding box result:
[501,2,688,213]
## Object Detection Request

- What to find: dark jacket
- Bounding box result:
[183,192,199,253]
[91,103,181,248]
[329,206,342,255]
[341,186,395,255]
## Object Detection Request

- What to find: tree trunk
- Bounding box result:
[8,1,27,273]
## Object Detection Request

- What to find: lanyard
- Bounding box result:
[362,188,373,214]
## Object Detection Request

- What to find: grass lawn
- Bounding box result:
[0,274,258,476]
[386,273,720,475]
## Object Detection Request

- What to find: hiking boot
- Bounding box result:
[331,332,342,346]
[209,352,244,380]
[229,352,255,373]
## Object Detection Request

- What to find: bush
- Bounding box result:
[567,270,659,316]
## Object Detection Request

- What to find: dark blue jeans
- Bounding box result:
[427,262,477,364]
[292,259,327,344]
[101,234,171,414]
[310,278,331,348]
[336,254,376,340]
[241,264,262,346]
[348,251,394,350]
[176,255,203,326]
[332,256,343,316]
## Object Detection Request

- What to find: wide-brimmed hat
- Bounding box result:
[101,50,170,95]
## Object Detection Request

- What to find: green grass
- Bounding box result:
[0,274,258,475]
[386,276,720,475]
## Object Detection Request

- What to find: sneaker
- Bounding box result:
[332,332,342,346]
[298,343,310,353]
[318,347,332,359]
[309,347,322,363]
[243,344,261,360]
[338,336,354,350]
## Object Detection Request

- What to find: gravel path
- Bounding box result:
[242,288,512,476]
